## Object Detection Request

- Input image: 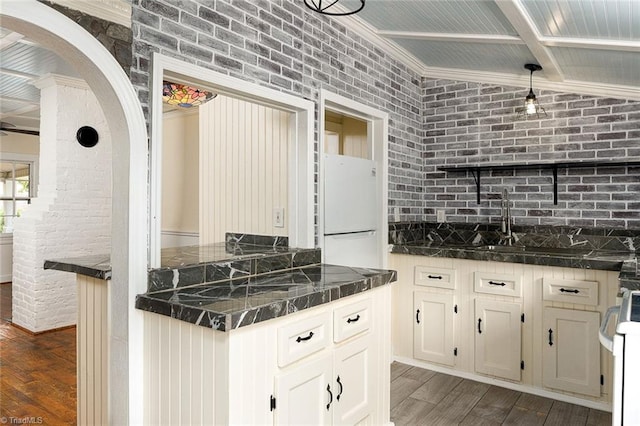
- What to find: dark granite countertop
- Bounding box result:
[43,235,304,281]
[44,254,111,280]
[391,242,640,290]
[135,264,397,331]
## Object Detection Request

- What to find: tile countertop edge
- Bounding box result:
[135,267,397,332]
[390,244,639,290]
[43,256,112,280]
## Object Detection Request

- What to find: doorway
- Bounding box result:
[1,2,148,423]
[319,90,389,269]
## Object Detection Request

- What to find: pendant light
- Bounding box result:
[518,64,547,119]
[162,81,216,108]
[303,0,365,16]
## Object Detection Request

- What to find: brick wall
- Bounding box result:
[128,0,640,229]
[129,0,425,222]
[12,78,112,332]
[423,78,640,229]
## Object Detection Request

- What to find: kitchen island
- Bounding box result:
[46,234,397,425]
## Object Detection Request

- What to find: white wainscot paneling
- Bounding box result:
[199,96,290,243]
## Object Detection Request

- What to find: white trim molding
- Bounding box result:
[48,0,132,28]
[0,2,148,424]
[149,53,315,267]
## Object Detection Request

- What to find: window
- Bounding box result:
[0,161,33,233]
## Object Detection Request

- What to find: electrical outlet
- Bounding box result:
[436,210,446,223]
[273,207,285,228]
[393,206,400,222]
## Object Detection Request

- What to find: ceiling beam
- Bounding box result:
[494,0,563,82]
[377,31,525,45]
[540,37,640,53]
[0,31,24,51]
[0,105,40,121]
[0,67,38,80]
[0,95,39,106]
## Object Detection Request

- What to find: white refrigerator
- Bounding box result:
[323,154,380,269]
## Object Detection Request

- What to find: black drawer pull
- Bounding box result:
[559,288,580,294]
[326,384,333,410]
[548,328,554,346]
[296,331,314,343]
[347,314,360,323]
[416,309,420,324]
[428,275,443,280]
[478,318,482,334]
[488,281,506,287]
[336,376,343,401]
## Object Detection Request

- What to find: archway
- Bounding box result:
[1,2,147,423]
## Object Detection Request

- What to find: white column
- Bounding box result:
[12,74,112,332]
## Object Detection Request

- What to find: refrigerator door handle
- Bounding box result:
[599,305,620,353]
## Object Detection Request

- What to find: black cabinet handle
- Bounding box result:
[326,384,333,410]
[347,314,360,323]
[488,281,506,287]
[548,328,553,346]
[560,288,580,294]
[428,275,443,280]
[478,318,482,334]
[336,376,343,401]
[416,309,420,324]
[296,331,314,343]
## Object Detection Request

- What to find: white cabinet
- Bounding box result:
[274,318,374,425]
[333,335,373,425]
[474,299,522,381]
[389,253,618,406]
[414,291,456,366]
[142,286,392,426]
[543,307,601,397]
[275,353,333,425]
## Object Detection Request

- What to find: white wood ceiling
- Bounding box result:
[1,0,638,134]
[341,0,640,98]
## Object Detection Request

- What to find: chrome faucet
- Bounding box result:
[500,189,513,244]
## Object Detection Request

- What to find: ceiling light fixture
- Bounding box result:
[162,81,216,108]
[303,0,365,16]
[517,63,547,120]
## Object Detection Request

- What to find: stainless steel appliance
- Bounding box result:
[599,290,640,425]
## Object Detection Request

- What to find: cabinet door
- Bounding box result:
[543,307,601,397]
[333,335,373,425]
[475,299,521,381]
[274,353,333,425]
[414,291,456,366]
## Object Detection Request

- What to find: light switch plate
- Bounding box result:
[273,207,285,228]
[436,210,446,223]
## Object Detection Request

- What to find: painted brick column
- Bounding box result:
[12,74,112,333]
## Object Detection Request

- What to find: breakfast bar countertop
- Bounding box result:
[135,263,397,332]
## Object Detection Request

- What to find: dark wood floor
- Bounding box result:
[391,362,612,426]
[0,283,77,424]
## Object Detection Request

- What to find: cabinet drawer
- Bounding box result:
[333,298,371,343]
[543,278,599,306]
[277,311,331,367]
[474,272,522,297]
[415,266,456,289]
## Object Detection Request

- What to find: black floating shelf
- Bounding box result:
[437,160,640,205]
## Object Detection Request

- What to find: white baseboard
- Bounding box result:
[393,355,612,413]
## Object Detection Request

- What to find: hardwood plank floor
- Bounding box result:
[391,362,612,426]
[0,283,77,424]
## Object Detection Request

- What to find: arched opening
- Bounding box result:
[1,2,148,423]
